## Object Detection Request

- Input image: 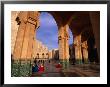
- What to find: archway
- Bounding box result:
[12,11,100,65]
[36,12,59,61]
[12,11,71,70]
[68,29,75,64]
[68,11,100,64]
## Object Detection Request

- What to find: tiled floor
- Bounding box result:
[31,60,100,77]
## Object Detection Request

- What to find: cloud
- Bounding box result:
[36,18,58,50]
[36,12,73,50]
[39,12,58,27]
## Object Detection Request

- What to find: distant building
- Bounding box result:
[52,49,59,60]
[32,39,49,59]
[48,50,53,59]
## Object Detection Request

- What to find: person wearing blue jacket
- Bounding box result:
[32,58,39,73]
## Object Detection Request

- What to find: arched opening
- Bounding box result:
[37,53,39,58]
[68,12,100,65]
[68,28,75,64]
[42,53,44,58]
[36,12,59,61]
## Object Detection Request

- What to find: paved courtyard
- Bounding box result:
[31,60,100,77]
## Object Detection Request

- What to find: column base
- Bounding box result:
[76,59,83,64]
[59,59,69,70]
[84,59,89,64]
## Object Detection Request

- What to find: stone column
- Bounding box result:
[74,35,82,64]
[64,25,70,60]
[58,24,70,69]
[13,13,27,60]
[82,41,88,63]
[11,11,20,55]
[89,12,100,63]
[64,25,70,69]
[58,26,65,61]
[32,39,37,58]
[13,11,40,60]
[23,12,40,60]
[26,24,35,59]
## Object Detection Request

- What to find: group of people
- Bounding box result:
[32,58,62,75]
[32,58,44,73]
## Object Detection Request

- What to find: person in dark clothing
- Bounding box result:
[49,59,50,63]
[32,64,39,72]
[32,58,39,73]
[34,58,37,64]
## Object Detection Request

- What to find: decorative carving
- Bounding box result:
[58,36,62,40]
[15,17,21,25]
[27,17,37,25]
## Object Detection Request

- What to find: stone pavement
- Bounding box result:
[62,64,100,77]
[31,60,100,77]
[31,60,64,77]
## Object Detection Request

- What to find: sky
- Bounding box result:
[36,12,73,50]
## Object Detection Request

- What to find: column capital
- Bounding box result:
[16,11,40,28]
[27,17,40,28]
[58,35,65,40]
[82,41,88,49]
